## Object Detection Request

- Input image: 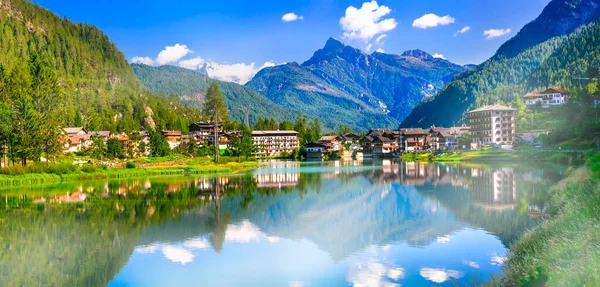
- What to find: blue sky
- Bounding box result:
[34,0,550,84]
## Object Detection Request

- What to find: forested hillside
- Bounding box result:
[401,0,600,128]
[0,0,202,165]
[0,0,199,132]
[132,64,293,125]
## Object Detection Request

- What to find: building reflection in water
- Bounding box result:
[471,167,517,211]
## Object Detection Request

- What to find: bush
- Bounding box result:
[125,162,136,169]
[48,163,76,175]
[80,165,97,173]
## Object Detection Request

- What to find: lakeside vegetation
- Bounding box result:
[400,147,585,164]
[501,152,600,286]
[0,155,260,187]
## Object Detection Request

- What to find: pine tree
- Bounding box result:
[203,82,229,163]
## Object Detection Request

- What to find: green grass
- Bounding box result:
[400,148,579,164]
[0,157,261,187]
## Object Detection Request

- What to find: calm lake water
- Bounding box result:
[0,160,565,287]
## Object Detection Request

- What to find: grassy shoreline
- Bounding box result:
[0,158,261,187]
[400,148,584,164]
[497,152,600,286]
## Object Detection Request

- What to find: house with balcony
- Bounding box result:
[468,104,515,147]
[372,135,398,157]
[540,88,570,108]
[318,135,343,151]
[161,130,182,149]
[252,130,299,157]
[398,128,427,153]
[428,126,471,151]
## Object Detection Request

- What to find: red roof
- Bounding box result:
[542,88,570,94]
[524,92,542,98]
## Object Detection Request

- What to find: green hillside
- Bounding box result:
[0,0,199,132]
[401,0,600,128]
[131,64,294,125]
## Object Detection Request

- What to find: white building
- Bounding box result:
[252,130,299,157]
[468,104,515,146]
[524,88,570,108]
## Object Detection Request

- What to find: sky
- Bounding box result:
[33,0,551,84]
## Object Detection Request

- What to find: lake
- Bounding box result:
[0,160,564,286]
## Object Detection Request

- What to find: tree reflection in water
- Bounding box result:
[0,160,565,286]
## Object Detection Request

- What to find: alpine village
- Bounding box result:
[2,0,600,286]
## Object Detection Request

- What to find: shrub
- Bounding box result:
[125,162,136,169]
[80,165,97,173]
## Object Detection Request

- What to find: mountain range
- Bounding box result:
[134,38,466,131]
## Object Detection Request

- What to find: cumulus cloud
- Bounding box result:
[436,234,450,243]
[131,56,155,65]
[183,237,210,250]
[412,13,455,29]
[205,61,275,85]
[156,44,192,65]
[346,261,404,287]
[420,268,464,283]
[454,26,471,36]
[224,220,264,243]
[131,44,193,66]
[491,253,507,266]
[340,0,397,53]
[483,28,511,39]
[162,245,194,265]
[375,48,385,53]
[432,53,446,60]
[282,12,303,22]
[179,57,205,70]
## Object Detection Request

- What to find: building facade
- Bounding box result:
[398,128,427,153]
[468,104,515,146]
[540,88,569,108]
[252,130,299,157]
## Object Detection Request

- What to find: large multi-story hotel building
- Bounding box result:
[468,104,515,145]
[252,130,300,157]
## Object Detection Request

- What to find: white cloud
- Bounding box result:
[225,220,263,243]
[183,237,210,250]
[131,56,155,65]
[162,245,194,265]
[491,253,507,266]
[346,262,403,287]
[375,48,385,53]
[179,57,205,70]
[412,13,455,29]
[156,44,192,65]
[135,244,160,254]
[282,12,303,22]
[289,281,304,287]
[365,43,373,52]
[266,236,280,243]
[375,34,387,45]
[339,1,397,43]
[131,43,193,66]
[483,28,511,39]
[462,259,480,269]
[454,26,471,36]
[436,234,450,243]
[420,268,464,283]
[432,53,446,60]
[205,61,275,84]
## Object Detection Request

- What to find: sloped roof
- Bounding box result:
[524,92,542,98]
[541,87,570,94]
[64,127,86,134]
[468,104,515,113]
[399,128,426,135]
[319,135,341,142]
